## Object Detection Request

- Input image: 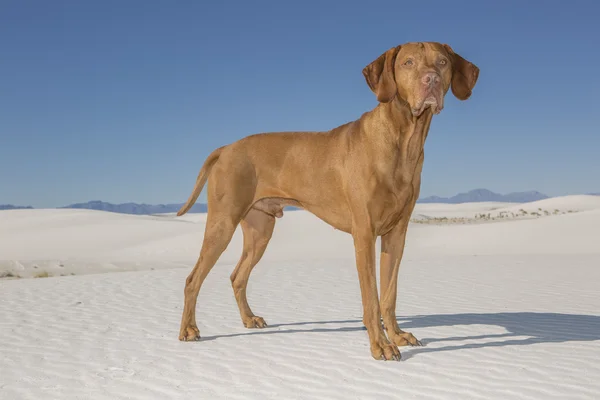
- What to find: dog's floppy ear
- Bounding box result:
[443,44,479,100]
[362,46,400,103]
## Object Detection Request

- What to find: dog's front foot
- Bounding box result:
[388,330,422,347]
[370,333,401,361]
[243,316,268,329]
[179,324,201,341]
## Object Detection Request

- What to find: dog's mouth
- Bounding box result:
[412,93,444,117]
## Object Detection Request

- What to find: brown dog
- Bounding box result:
[176,41,479,360]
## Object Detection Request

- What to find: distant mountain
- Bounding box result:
[3,189,588,214]
[0,204,33,210]
[417,189,549,204]
[48,190,556,213]
[60,200,207,215]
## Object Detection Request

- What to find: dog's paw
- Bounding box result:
[179,325,200,341]
[243,316,268,329]
[389,330,422,347]
[370,335,401,361]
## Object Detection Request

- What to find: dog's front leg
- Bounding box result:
[379,219,422,347]
[352,229,401,361]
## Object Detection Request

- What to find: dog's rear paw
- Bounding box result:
[179,325,201,341]
[243,316,267,329]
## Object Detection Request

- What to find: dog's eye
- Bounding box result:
[438,58,448,66]
[403,59,414,66]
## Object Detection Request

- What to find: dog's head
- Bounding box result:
[362,42,479,116]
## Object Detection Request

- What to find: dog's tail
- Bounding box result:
[176,147,223,216]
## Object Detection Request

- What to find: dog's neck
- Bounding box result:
[384,97,433,144]
[363,97,434,170]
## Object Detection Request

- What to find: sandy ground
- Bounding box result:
[1,195,599,399]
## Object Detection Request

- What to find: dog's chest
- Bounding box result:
[371,159,424,234]
[368,180,413,234]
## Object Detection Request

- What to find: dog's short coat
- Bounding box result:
[177,41,479,360]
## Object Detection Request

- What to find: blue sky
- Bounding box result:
[1,0,599,208]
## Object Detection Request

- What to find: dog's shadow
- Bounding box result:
[202,312,600,359]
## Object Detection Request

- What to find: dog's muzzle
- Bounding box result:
[412,72,444,116]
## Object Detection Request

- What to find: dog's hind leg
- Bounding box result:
[178,211,240,341]
[178,159,254,341]
[230,207,276,328]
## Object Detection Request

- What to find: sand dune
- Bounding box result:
[412,201,516,218]
[1,195,599,399]
[492,194,600,214]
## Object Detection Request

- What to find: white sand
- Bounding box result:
[1,195,600,399]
